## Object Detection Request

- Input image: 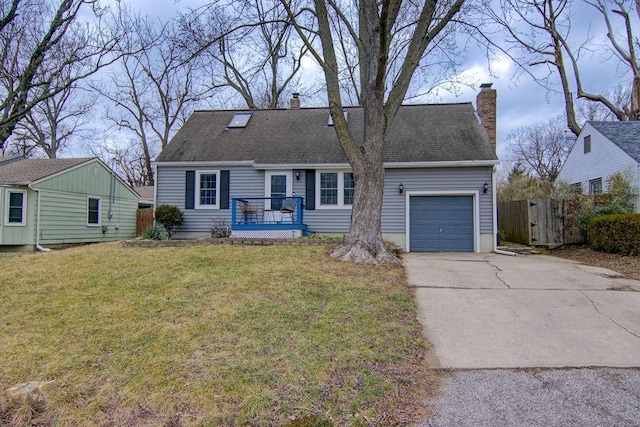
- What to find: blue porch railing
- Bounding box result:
[231,197,306,231]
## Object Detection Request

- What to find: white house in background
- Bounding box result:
[557,121,640,212]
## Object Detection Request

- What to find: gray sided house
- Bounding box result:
[156,86,499,252]
[0,157,140,251]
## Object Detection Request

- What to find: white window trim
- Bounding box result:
[4,189,27,226]
[87,196,101,227]
[264,171,292,210]
[315,170,354,209]
[195,170,220,209]
[589,177,603,194]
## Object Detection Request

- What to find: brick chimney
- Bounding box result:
[476,83,497,153]
[289,92,300,109]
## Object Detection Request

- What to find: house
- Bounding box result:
[155,85,499,252]
[0,157,140,251]
[557,121,640,212]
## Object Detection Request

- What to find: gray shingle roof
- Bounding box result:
[0,155,22,165]
[589,121,640,162]
[157,104,498,164]
[0,158,92,184]
[134,185,154,201]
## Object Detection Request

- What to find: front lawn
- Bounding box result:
[0,243,432,425]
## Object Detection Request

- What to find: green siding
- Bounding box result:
[34,161,139,201]
[0,186,36,245]
[37,190,137,244]
[1,160,139,247]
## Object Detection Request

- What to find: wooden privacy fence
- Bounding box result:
[498,199,584,246]
[136,208,154,236]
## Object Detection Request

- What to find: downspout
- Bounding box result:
[491,165,516,256]
[29,185,51,252]
[108,158,116,219]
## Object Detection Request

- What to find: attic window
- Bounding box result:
[228,112,252,128]
[328,111,348,126]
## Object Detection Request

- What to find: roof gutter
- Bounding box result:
[254,160,500,170]
[154,160,255,167]
[28,184,51,252]
[154,160,500,169]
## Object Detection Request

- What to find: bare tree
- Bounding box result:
[0,0,124,149]
[281,0,466,263]
[180,0,309,109]
[91,139,149,188]
[95,13,211,186]
[490,0,640,136]
[9,70,96,158]
[505,116,574,181]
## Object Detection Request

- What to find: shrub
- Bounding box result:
[497,228,507,245]
[141,225,167,240]
[154,205,184,239]
[211,218,231,238]
[588,214,640,255]
[565,171,637,240]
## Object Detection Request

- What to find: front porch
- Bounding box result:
[230,197,307,238]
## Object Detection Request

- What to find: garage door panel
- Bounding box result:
[410,195,474,252]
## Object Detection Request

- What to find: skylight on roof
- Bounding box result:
[228,112,252,128]
[328,111,348,126]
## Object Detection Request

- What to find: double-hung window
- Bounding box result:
[87,196,101,226]
[317,171,354,208]
[589,178,603,194]
[5,190,26,226]
[196,170,219,209]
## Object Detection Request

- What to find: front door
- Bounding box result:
[265,171,292,211]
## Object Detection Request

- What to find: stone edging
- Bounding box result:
[123,238,338,248]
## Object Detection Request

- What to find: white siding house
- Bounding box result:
[557,122,640,212]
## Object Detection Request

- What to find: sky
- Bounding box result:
[110,0,633,162]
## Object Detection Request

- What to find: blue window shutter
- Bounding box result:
[185,170,195,209]
[220,170,230,209]
[305,169,315,210]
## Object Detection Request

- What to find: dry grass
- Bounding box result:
[551,245,640,280]
[0,243,432,426]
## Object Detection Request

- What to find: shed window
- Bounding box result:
[5,190,26,226]
[589,178,602,194]
[196,170,219,209]
[87,197,101,226]
[583,135,591,154]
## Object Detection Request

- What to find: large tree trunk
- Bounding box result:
[331,156,399,264]
[331,98,399,264]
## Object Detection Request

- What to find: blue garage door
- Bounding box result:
[410,196,474,252]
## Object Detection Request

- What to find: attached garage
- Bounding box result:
[409,195,475,252]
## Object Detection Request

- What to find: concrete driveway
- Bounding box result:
[406,253,640,426]
[405,252,640,369]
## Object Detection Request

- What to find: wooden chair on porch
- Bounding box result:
[239,200,259,224]
[279,198,295,223]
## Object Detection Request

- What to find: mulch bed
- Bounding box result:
[551,245,640,280]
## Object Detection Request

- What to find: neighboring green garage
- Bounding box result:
[409,195,474,252]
